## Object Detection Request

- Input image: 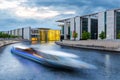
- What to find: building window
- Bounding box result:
[104,12,107,36]
[116,12,120,39]
[62,26,64,34]
[91,19,98,39]
[74,18,76,31]
[82,18,88,33]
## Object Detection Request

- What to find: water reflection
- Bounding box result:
[31,41,38,44]
[105,54,111,80]
[31,41,56,44]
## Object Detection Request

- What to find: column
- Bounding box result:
[75,17,81,40]
[64,21,68,39]
[88,16,91,33]
[98,12,105,39]
[70,18,75,40]
[106,10,115,39]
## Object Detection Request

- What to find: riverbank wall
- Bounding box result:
[55,40,120,52]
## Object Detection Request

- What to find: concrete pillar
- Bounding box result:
[23,27,31,40]
[64,21,68,39]
[75,17,81,40]
[106,10,115,39]
[98,12,105,39]
[88,16,91,33]
[70,18,75,40]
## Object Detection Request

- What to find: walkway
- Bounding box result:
[0,40,21,47]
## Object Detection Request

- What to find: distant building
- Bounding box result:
[2,27,60,41]
[31,28,39,41]
[57,8,120,40]
[38,28,60,41]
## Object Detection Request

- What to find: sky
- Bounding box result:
[0,0,119,31]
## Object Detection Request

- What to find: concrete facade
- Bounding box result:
[70,18,75,40]
[75,17,81,40]
[2,27,31,40]
[88,16,91,33]
[98,12,105,39]
[64,21,68,39]
[106,10,115,39]
[23,27,31,40]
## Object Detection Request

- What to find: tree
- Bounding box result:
[82,31,91,40]
[99,31,106,39]
[72,31,78,40]
[0,32,18,38]
[117,31,120,39]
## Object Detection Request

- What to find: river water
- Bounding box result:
[0,41,120,80]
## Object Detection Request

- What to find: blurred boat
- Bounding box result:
[11,46,96,70]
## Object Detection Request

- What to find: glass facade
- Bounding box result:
[31,29,39,40]
[74,18,76,31]
[67,26,70,39]
[68,26,70,35]
[91,19,98,39]
[39,29,60,41]
[48,30,60,41]
[116,12,120,39]
[39,30,48,41]
[82,18,88,33]
[104,12,107,37]
[62,26,64,34]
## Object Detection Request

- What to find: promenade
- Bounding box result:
[0,39,21,47]
[55,40,120,52]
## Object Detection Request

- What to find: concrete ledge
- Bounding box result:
[55,40,120,52]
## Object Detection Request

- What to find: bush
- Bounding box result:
[72,31,78,40]
[99,31,106,39]
[117,31,120,39]
[82,31,91,40]
[0,32,18,38]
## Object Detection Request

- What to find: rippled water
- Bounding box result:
[0,41,120,80]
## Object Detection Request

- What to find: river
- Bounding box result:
[0,41,120,80]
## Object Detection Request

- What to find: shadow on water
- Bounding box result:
[0,46,6,53]
[60,45,120,55]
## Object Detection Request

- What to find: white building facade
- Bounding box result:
[3,27,31,40]
[57,9,120,40]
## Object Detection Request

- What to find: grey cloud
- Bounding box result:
[0,0,120,31]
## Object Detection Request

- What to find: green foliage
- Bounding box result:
[0,32,18,38]
[117,31,120,39]
[82,31,91,40]
[99,31,106,39]
[72,31,78,40]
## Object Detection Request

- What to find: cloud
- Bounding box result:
[14,6,59,19]
[63,11,76,15]
[0,0,76,19]
[14,6,76,19]
[0,0,18,9]
[0,0,27,9]
[0,0,120,31]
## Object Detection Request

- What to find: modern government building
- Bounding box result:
[2,27,60,41]
[57,8,120,40]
